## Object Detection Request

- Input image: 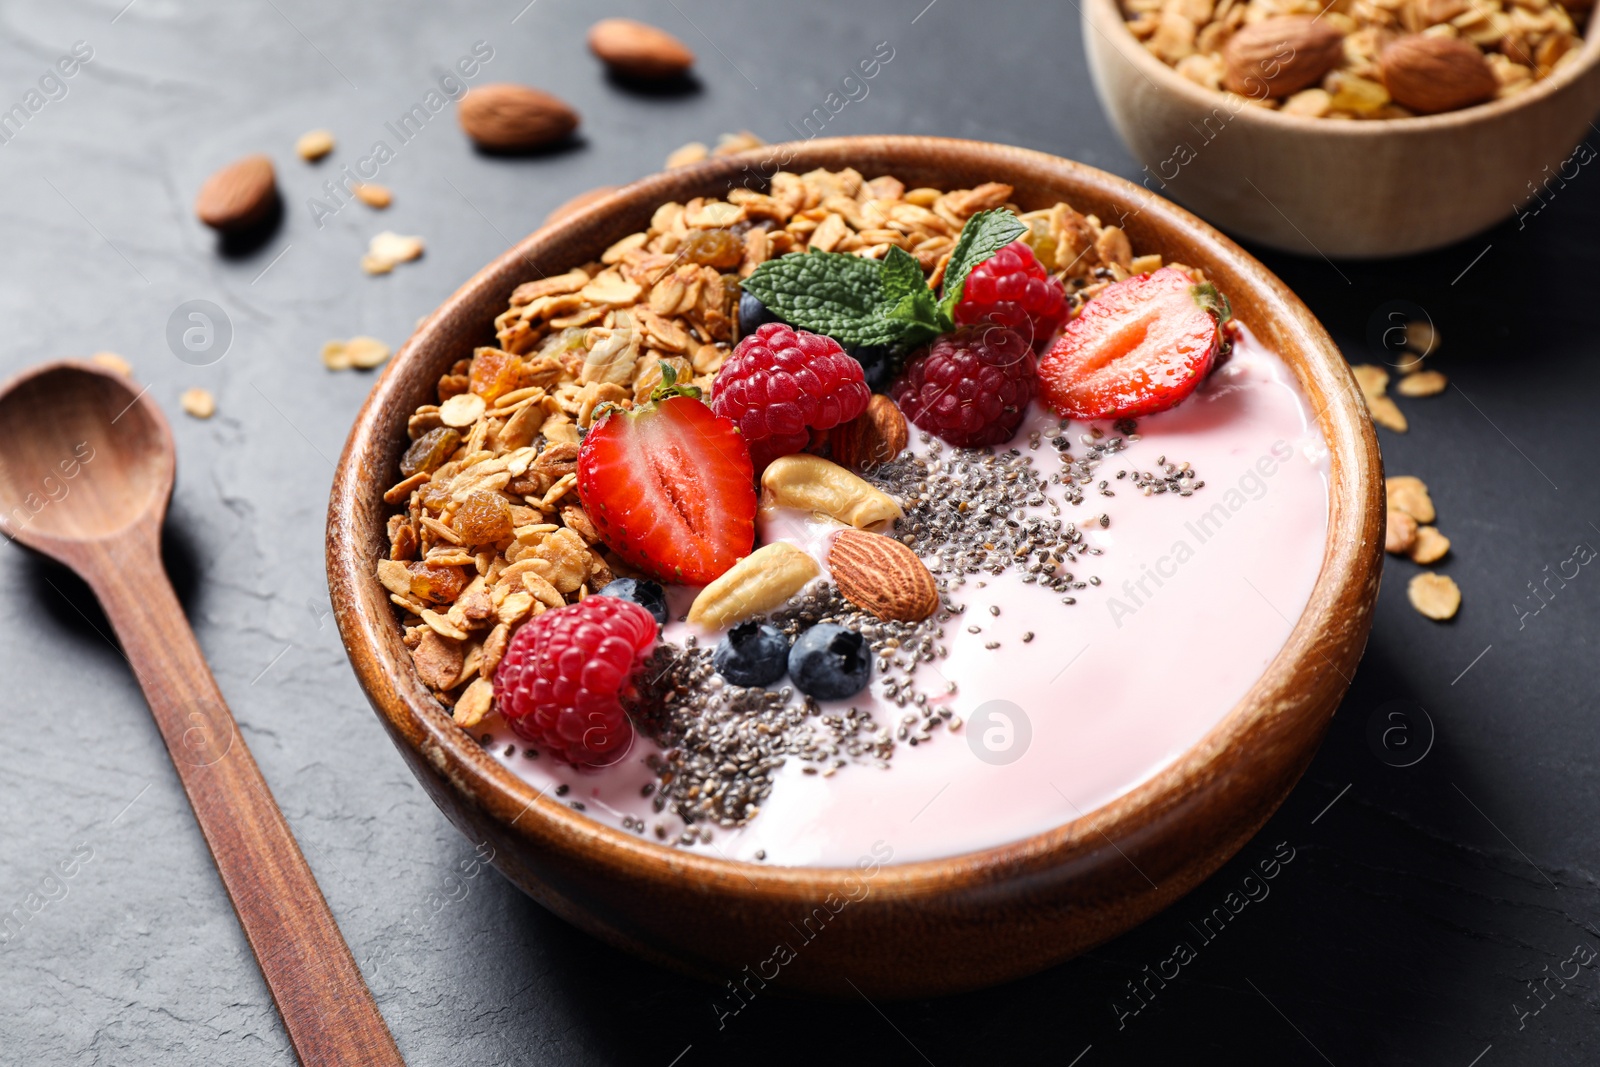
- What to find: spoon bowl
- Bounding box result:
[0,362,171,552]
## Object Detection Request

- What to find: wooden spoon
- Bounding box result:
[0,362,404,1067]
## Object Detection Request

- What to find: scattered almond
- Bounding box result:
[1396,370,1448,397]
[1407,572,1461,620]
[90,351,132,376]
[458,83,579,152]
[1409,525,1451,564]
[1386,476,1436,523]
[587,18,695,80]
[828,530,938,623]
[1380,35,1498,114]
[1385,509,1419,555]
[180,387,215,419]
[828,395,909,472]
[295,128,335,161]
[353,183,392,209]
[688,543,820,629]
[545,186,620,226]
[362,231,424,274]
[323,335,391,371]
[1221,17,1345,98]
[194,154,277,232]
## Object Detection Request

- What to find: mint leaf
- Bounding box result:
[741,249,909,347]
[879,245,927,306]
[884,286,944,348]
[938,209,1028,315]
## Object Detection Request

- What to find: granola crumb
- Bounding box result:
[353,183,393,209]
[1408,525,1451,565]
[1396,369,1447,397]
[1384,509,1418,555]
[362,231,424,275]
[1407,572,1460,621]
[323,335,391,371]
[295,128,335,161]
[180,387,215,419]
[90,351,132,376]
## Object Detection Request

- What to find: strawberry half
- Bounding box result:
[1039,267,1229,422]
[576,372,756,585]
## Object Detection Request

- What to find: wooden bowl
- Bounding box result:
[1083,0,1600,257]
[326,136,1382,998]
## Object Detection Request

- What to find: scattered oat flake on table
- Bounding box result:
[1407,572,1461,621]
[1397,370,1448,397]
[1385,476,1435,523]
[1352,363,1407,431]
[362,231,424,274]
[180,387,215,419]
[353,183,392,209]
[1405,320,1439,357]
[323,336,390,371]
[1409,525,1451,565]
[1393,350,1426,374]
[1385,509,1418,555]
[1352,364,1389,399]
[296,129,334,161]
[90,351,132,375]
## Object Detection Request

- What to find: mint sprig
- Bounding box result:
[739,208,1029,350]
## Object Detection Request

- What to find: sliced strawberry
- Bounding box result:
[1038,267,1229,422]
[577,392,756,585]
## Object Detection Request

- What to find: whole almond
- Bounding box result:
[1380,36,1498,114]
[828,395,909,472]
[194,154,277,231]
[458,84,579,152]
[1221,17,1344,98]
[588,18,695,80]
[828,530,938,623]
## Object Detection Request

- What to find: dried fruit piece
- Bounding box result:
[1385,509,1418,555]
[688,543,820,629]
[1407,572,1461,620]
[1409,525,1451,564]
[296,129,335,161]
[682,229,743,269]
[400,426,461,477]
[454,490,514,547]
[180,387,215,419]
[195,154,278,232]
[407,562,467,604]
[468,348,522,403]
[828,530,938,622]
[1386,476,1435,523]
[458,83,579,151]
[587,18,695,80]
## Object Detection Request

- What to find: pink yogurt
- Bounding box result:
[480,325,1329,867]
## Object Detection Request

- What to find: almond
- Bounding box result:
[457,84,579,152]
[194,154,277,232]
[1379,36,1497,114]
[828,395,909,473]
[828,530,938,623]
[1221,17,1344,98]
[587,18,695,80]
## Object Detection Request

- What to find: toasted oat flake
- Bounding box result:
[90,351,132,376]
[362,231,425,275]
[1405,320,1439,356]
[323,335,391,371]
[1409,525,1451,564]
[180,387,215,419]
[353,183,393,209]
[1386,476,1435,523]
[296,128,335,161]
[1396,370,1447,397]
[1385,509,1418,555]
[1408,572,1461,620]
[1352,364,1390,399]
[1367,394,1408,432]
[439,392,487,428]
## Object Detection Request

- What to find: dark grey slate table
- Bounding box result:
[2,1,1596,1063]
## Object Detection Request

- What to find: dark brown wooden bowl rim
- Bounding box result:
[327,135,1382,901]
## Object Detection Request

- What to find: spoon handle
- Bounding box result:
[84,534,404,1067]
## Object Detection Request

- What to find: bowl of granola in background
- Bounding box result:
[325,136,1382,996]
[1084,0,1600,256]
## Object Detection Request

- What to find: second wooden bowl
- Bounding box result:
[1083,0,1600,257]
[326,136,1383,997]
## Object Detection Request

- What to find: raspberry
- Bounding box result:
[492,596,658,767]
[953,240,1068,346]
[891,326,1037,448]
[711,323,871,469]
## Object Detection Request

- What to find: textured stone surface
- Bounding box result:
[1,1,1597,1064]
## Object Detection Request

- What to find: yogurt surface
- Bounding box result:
[479,326,1329,866]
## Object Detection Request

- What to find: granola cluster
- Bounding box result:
[1127,0,1590,118]
[377,168,1186,730]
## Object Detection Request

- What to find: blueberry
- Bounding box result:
[845,344,897,392]
[738,291,783,337]
[787,624,871,701]
[712,622,791,687]
[598,578,668,626]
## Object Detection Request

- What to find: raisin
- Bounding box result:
[400,427,461,477]
[454,490,513,546]
[682,229,742,269]
[407,563,467,604]
[469,348,521,404]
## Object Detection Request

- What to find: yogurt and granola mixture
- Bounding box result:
[375,167,1329,865]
